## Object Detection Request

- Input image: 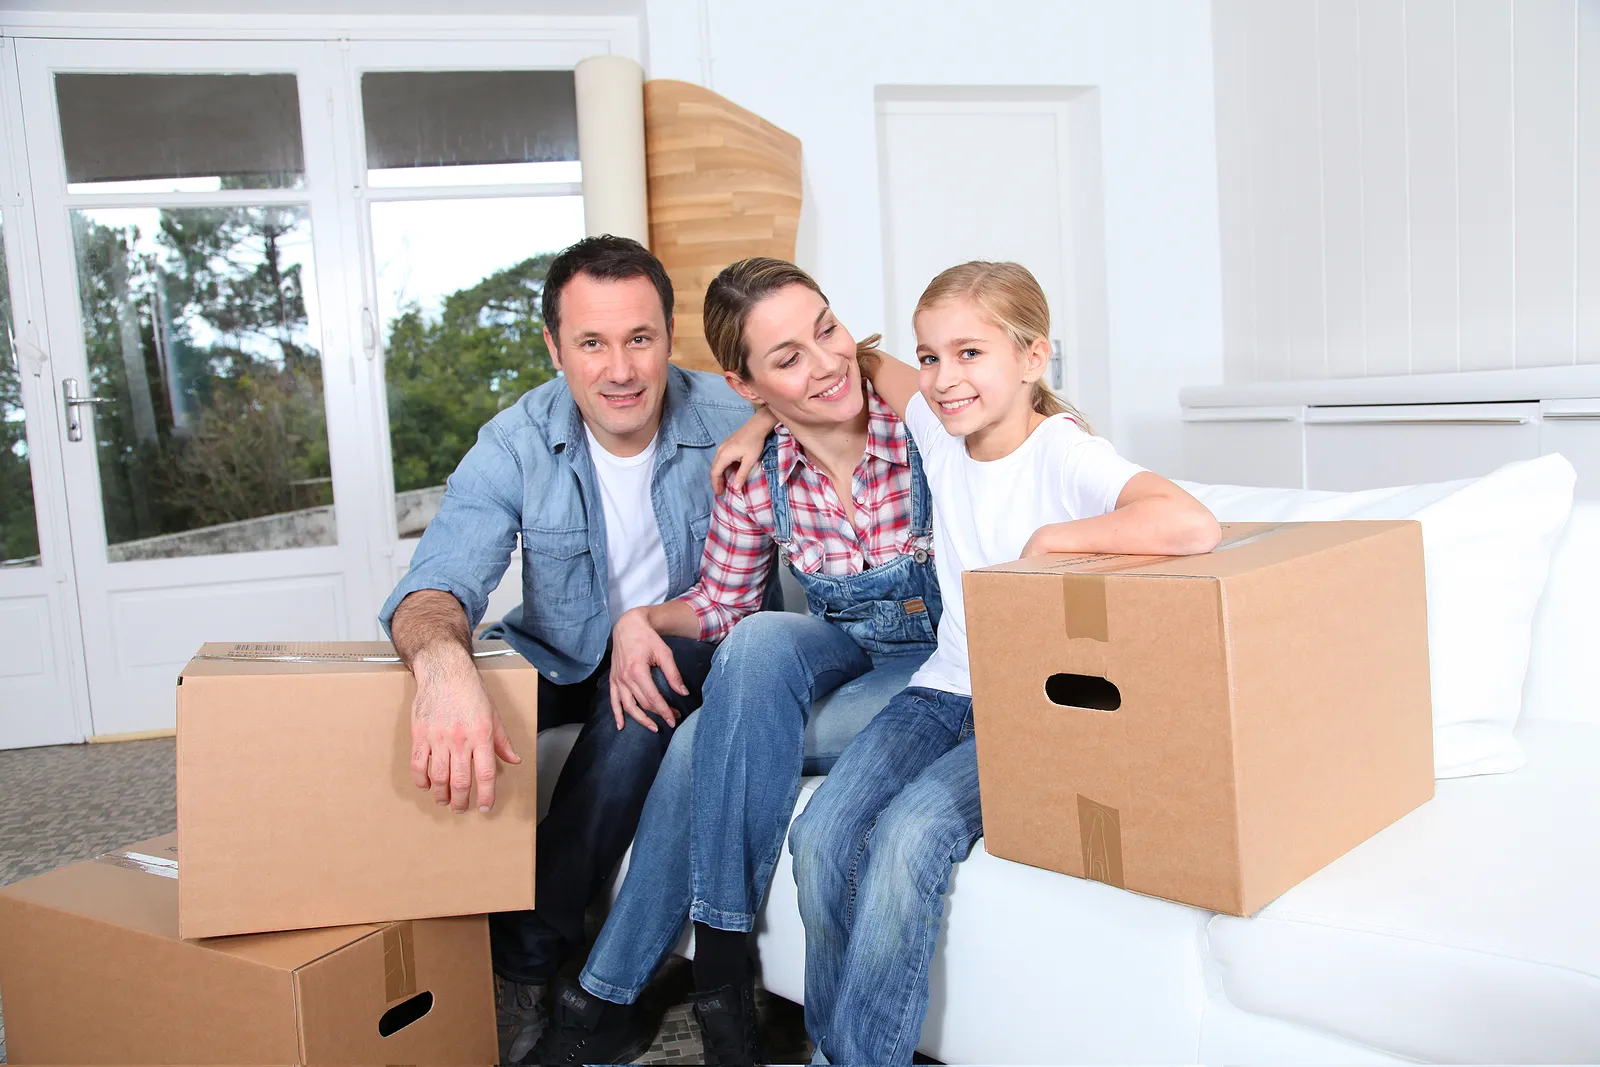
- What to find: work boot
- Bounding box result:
[692,980,762,1066]
[495,974,548,1065]
[525,977,652,1065]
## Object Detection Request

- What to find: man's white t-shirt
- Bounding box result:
[585,427,672,629]
[904,392,1145,697]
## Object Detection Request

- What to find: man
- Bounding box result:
[379,235,757,1064]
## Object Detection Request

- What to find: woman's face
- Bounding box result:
[732,282,865,429]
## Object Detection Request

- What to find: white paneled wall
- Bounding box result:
[1213,0,1600,382]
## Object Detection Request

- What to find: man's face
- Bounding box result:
[544,272,673,456]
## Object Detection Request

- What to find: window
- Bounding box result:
[360,69,585,537]
[58,72,334,561]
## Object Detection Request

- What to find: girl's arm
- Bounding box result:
[857,347,920,420]
[1021,472,1221,558]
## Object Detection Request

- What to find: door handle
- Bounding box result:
[61,376,109,442]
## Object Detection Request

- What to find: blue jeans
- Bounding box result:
[788,686,983,1066]
[579,613,926,1003]
[488,635,716,983]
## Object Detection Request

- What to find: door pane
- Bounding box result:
[56,73,304,194]
[373,196,583,535]
[362,70,579,187]
[71,205,333,561]
[0,213,41,568]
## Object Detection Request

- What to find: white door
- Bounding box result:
[14,38,377,738]
[0,42,91,748]
[875,90,1110,430]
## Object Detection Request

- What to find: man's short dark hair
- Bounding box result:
[541,235,675,344]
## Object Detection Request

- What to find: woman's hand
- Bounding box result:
[711,407,779,495]
[608,607,688,732]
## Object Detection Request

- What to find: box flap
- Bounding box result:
[181,639,519,678]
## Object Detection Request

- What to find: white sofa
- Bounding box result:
[537,499,1600,1065]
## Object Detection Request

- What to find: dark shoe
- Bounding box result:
[692,981,761,1066]
[524,978,652,1066]
[495,974,548,1065]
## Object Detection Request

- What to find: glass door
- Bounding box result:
[341,39,593,616]
[0,51,91,746]
[15,37,378,738]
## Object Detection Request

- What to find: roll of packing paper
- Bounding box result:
[574,55,649,245]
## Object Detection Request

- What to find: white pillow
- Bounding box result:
[1178,455,1577,778]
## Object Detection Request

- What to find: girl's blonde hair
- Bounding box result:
[704,257,882,379]
[913,260,1090,429]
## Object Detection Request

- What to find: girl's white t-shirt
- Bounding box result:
[904,392,1145,697]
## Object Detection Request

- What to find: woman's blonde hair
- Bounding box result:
[704,256,881,379]
[913,260,1090,428]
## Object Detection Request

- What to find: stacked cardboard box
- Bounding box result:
[0,641,538,1065]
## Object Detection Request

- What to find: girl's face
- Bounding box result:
[913,299,1046,438]
[729,282,865,429]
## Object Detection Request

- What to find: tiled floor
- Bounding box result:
[0,737,811,1065]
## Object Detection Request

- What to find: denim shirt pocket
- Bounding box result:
[690,511,711,548]
[522,526,596,604]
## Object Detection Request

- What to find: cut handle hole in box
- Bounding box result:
[379,990,433,1037]
[1045,673,1121,711]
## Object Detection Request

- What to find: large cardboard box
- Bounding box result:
[965,521,1435,916]
[178,640,537,939]
[0,834,497,1064]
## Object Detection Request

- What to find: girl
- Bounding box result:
[535,258,940,1066]
[789,261,1219,1064]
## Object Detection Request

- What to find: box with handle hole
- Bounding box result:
[0,833,496,1064]
[964,521,1435,916]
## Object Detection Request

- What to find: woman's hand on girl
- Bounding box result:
[711,406,779,495]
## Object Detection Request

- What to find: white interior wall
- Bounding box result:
[643,0,1225,474]
[1214,0,1600,386]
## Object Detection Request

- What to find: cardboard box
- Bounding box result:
[177,640,537,939]
[0,834,496,1065]
[965,521,1435,916]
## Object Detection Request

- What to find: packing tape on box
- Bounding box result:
[383,921,418,1002]
[1212,521,1305,552]
[194,646,519,664]
[1077,795,1125,888]
[98,849,178,880]
[1062,574,1109,642]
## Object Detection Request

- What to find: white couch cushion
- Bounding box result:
[1206,720,1600,1064]
[1181,454,1576,776]
[1523,502,1600,726]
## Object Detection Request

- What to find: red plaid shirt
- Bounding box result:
[682,384,930,642]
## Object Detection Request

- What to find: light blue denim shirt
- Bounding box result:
[379,363,754,683]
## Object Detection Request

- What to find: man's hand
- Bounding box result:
[409,650,522,814]
[710,407,779,495]
[609,607,689,732]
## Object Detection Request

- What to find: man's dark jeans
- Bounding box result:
[489,635,717,983]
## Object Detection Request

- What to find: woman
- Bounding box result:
[529,258,941,1066]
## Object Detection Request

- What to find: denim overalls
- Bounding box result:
[763,429,943,654]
